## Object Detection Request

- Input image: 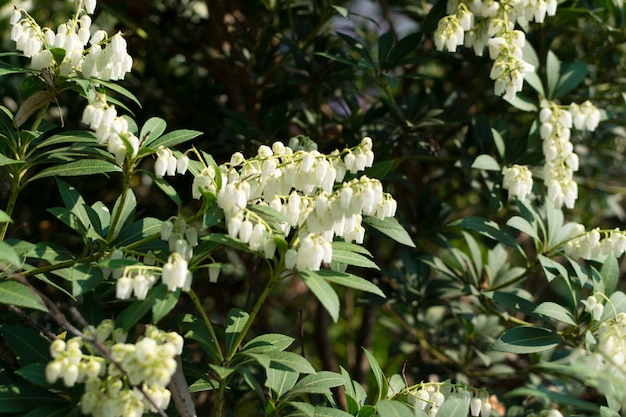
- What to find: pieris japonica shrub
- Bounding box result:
[3,0,626,416]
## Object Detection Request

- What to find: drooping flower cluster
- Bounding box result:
[408,382,492,417]
[45,321,183,417]
[564,227,626,260]
[81,96,139,164]
[10,0,132,79]
[192,137,397,271]
[434,0,548,99]
[571,311,626,412]
[502,164,533,201]
[154,147,189,179]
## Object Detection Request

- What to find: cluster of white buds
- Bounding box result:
[408,383,491,417]
[160,217,198,261]
[81,97,139,164]
[502,164,533,201]
[161,253,192,292]
[540,104,578,209]
[571,312,626,411]
[569,101,601,132]
[10,0,132,79]
[45,322,183,417]
[564,228,626,260]
[584,294,605,322]
[192,137,397,271]
[116,267,157,300]
[154,147,189,179]
[434,0,549,99]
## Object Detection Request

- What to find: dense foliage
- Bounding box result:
[2,0,626,416]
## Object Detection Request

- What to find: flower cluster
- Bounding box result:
[584,294,605,322]
[564,227,626,260]
[154,147,189,179]
[45,322,183,417]
[408,383,492,417]
[502,164,533,201]
[572,312,626,412]
[192,137,397,271]
[10,0,131,79]
[434,0,548,99]
[116,267,157,300]
[81,96,139,164]
[160,216,198,261]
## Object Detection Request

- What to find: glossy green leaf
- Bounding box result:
[112,217,161,247]
[49,262,103,297]
[357,405,377,417]
[300,270,340,322]
[140,116,167,147]
[331,248,380,270]
[108,189,137,242]
[47,207,86,235]
[451,217,519,249]
[28,159,121,182]
[314,269,385,298]
[149,129,203,149]
[147,172,181,206]
[286,371,344,397]
[313,406,354,417]
[0,241,21,268]
[0,326,51,365]
[15,363,49,388]
[554,61,588,98]
[118,284,168,331]
[264,350,315,374]
[0,385,66,412]
[363,348,386,402]
[538,255,568,283]
[363,216,415,247]
[181,314,221,361]
[506,216,539,241]
[533,302,576,326]
[471,154,500,171]
[491,326,562,354]
[27,241,74,263]
[601,256,619,296]
[96,79,141,108]
[55,178,91,231]
[0,281,47,312]
[152,287,180,323]
[546,50,561,99]
[225,308,250,355]
[0,154,23,167]
[266,368,299,399]
[243,333,294,353]
[376,400,414,417]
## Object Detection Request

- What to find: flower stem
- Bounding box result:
[188,288,224,363]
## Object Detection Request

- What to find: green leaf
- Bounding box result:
[225,308,250,355]
[471,154,500,171]
[376,400,414,417]
[27,159,121,182]
[313,406,354,417]
[331,247,380,270]
[150,129,203,149]
[331,5,350,17]
[286,371,344,397]
[50,262,103,297]
[15,363,49,388]
[533,302,576,326]
[538,255,568,283]
[146,172,181,206]
[0,241,21,268]
[554,61,588,98]
[363,348,386,402]
[264,350,315,374]
[485,290,538,317]
[266,368,299,399]
[95,78,141,108]
[0,385,66,412]
[546,51,561,99]
[300,270,340,322]
[152,287,180,323]
[491,326,562,354]
[140,117,167,147]
[364,160,395,181]
[47,207,86,235]
[108,189,137,242]
[451,217,520,249]
[0,281,48,312]
[506,216,539,241]
[118,284,169,331]
[243,333,295,353]
[601,256,619,296]
[113,217,161,247]
[436,397,469,417]
[27,242,74,263]
[363,216,415,247]
[357,405,377,417]
[504,92,538,112]
[55,178,92,232]
[0,154,24,167]
[181,314,221,361]
[314,269,385,298]
[0,326,51,365]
